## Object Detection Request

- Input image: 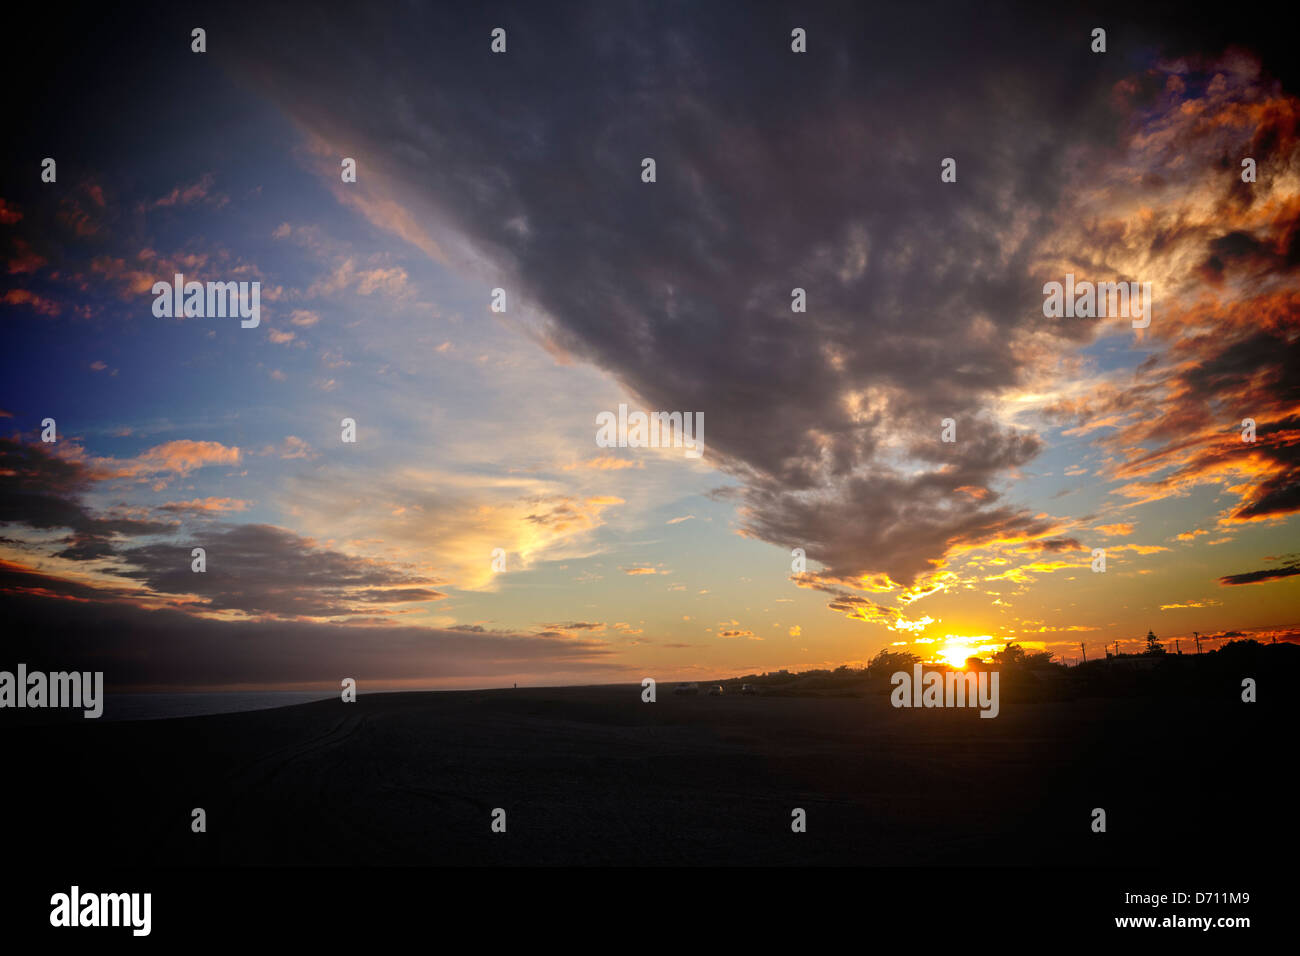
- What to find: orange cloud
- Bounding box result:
[78,440,242,484]
[565,455,643,471]
[1096,523,1133,536]
[3,289,61,316]
[159,497,251,514]
[142,173,223,211]
[7,239,48,275]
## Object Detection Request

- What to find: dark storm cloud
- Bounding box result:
[117,523,446,618]
[204,3,1285,585]
[1017,537,1085,553]
[0,438,173,558]
[1218,557,1300,586]
[0,559,141,604]
[205,2,1152,586]
[0,439,444,615]
[748,471,1057,589]
[0,574,614,689]
[357,587,448,605]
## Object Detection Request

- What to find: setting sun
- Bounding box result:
[938,646,971,668]
[935,636,1001,668]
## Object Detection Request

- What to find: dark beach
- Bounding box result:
[3,673,1286,867]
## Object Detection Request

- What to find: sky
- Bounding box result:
[2,1,1297,691]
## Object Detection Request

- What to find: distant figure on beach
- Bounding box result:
[514,683,517,689]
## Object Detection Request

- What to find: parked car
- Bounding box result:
[707,685,724,696]
[673,682,699,695]
[740,683,758,695]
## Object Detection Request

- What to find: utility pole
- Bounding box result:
[1114,640,1120,658]
[1194,631,1201,654]
[1175,637,1181,654]
[1080,642,1087,663]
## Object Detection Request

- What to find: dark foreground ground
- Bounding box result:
[3,680,1289,866]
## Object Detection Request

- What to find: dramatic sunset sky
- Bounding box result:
[2,3,1297,690]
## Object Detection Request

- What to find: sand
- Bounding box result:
[1,682,1284,866]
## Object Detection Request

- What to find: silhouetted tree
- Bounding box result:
[994,643,1027,667]
[1145,629,1165,655]
[992,643,1059,670]
[867,649,919,677]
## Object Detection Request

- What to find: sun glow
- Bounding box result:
[935,635,999,668]
[938,646,971,668]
